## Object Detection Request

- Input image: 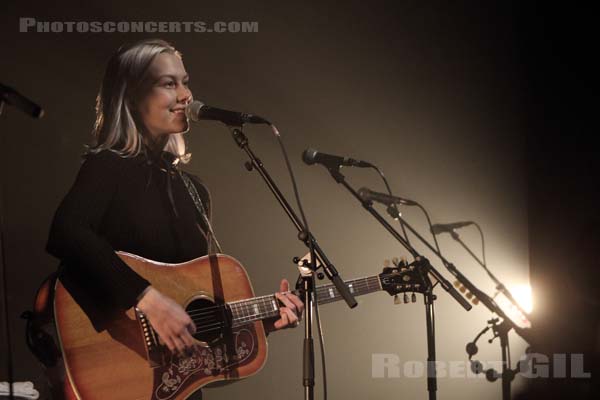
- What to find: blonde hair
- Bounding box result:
[88,39,190,163]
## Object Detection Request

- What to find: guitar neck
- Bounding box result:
[228,275,383,327]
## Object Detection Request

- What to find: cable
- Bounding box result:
[312,273,328,400]
[414,203,444,263]
[370,166,411,245]
[370,165,445,265]
[473,222,487,267]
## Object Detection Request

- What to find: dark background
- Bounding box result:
[1,1,598,399]
[517,2,599,399]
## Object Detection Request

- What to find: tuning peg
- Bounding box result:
[394,294,401,305]
[472,298,480,305]
[383,259,391,267]
[466,292,473,299]
[403,293,409,304]
[459,285,466,293]
[411,293,417,303]
[392,257,399,266]
[453,280,461,288]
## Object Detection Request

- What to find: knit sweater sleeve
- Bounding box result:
[46,151,150,310]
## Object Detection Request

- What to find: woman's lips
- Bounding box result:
[171,109,186,120]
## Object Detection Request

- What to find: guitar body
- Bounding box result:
[53,252,268,400]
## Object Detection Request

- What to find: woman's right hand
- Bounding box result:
[136,286,196,354]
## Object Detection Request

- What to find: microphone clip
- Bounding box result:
[386,204,402,220]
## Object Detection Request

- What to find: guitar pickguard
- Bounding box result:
[153,327,257,400]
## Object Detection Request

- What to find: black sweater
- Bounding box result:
[46,149,211,329]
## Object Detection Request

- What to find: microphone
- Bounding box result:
[430,221,474,235]
[302,148,373,169]
[185,100,269,125]
[357,187,417,206]
[0,83,44,118]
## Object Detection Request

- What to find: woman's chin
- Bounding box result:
[168,121,190,135]
[178,122,190,134]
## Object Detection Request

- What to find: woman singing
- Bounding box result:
[45,39,303,398]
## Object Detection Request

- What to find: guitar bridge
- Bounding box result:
[135,307,163,368]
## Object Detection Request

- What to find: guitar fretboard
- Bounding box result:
[228,275,382,327]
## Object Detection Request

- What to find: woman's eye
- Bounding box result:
[163,81,175,88]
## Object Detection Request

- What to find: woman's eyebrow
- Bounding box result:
[155,74,189,81]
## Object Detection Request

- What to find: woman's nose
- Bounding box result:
[177,85,192,104]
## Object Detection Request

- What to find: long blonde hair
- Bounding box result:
[88,39,190,162]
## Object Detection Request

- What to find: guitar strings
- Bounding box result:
[150,278,386,336]
[148,274,402,337]
[170,280,381,335]
[185,277,380,317]
[183,278,380,320]
[184,293,283,318]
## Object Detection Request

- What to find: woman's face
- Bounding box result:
[135,52,192,140]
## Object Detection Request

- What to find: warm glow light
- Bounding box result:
[495,284,533,328]
[510,284,533,313]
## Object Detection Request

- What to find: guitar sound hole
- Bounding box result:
[186,298,229,344]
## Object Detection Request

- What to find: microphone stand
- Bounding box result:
[381,204,533,400]
[382,217,533,400]
[448,230,531,320]
[446,229,530,400]
[444,258,533,400]
[0,97,15,400]
[321,165,471,400]
[229,128,357,400]
[345,183,533,344]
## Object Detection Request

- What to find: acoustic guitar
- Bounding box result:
[53,252,428,399]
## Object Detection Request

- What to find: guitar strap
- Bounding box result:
[178,170,223,254]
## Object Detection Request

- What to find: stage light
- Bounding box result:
[494,284,533,328]
[510,284,533,313]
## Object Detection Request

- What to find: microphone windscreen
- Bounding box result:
[185,100,204,122]
[302,148,318,165]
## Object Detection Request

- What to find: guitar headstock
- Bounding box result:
[379,257,431,303]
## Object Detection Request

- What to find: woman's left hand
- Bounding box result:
[265,279,305,332]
